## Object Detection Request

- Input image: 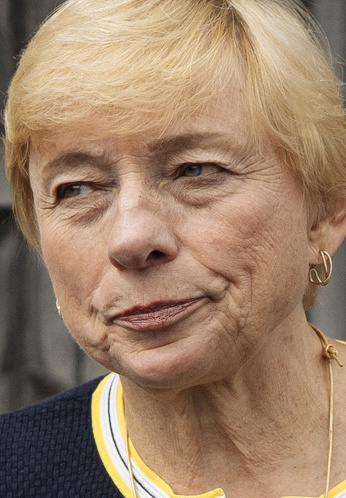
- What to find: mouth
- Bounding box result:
[112,298,203,331]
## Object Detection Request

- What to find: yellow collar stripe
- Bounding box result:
[92,373,133,498]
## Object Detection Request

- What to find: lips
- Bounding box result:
[113,298,202,330]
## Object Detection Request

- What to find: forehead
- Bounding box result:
[30,83,260,162]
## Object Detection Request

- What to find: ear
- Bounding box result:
[308,202,346,264]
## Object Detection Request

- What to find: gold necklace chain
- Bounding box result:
[124,325,343,498]
[310,324,343,498]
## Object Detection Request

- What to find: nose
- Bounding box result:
[107,191,179,271]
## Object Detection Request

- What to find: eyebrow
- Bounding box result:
[43,151,106,172]
[147,132,254,163]
[38,151,110,193]
[148,133,235,154]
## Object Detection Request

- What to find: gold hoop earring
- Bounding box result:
[56,300,62,318]
[309,250,332,286]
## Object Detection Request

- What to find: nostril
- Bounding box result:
[150,250,165,260]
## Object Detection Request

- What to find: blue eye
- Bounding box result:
[181,164,203,177]
[57,183,92,199]
[180,163,222,178]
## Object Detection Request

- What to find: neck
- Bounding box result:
[120,315,332,496]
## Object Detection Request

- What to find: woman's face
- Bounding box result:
[29,89,313,390]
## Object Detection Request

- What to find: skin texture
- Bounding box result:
[29,87,346,497]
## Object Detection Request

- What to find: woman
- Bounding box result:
[1,0,346,496]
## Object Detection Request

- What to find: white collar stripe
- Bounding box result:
[100,374,154,498]
[96,374,133,496]
[111,375,170,498]
[93,373,172,498]
[108,375,165,498]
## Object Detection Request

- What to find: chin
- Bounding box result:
[113,347,213,392]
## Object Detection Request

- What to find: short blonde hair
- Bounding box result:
[4,0,346,306]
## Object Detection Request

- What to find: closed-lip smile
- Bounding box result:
[113,297,203,330]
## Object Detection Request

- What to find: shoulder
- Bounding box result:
[0,375,124,497]
[0,375,102,433]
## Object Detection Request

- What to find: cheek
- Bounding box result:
[182,191,309,301]
[41,228,111,354]
[40,225,105,308]
[182,197,273,270]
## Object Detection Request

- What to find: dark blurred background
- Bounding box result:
[0,0,345,413]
